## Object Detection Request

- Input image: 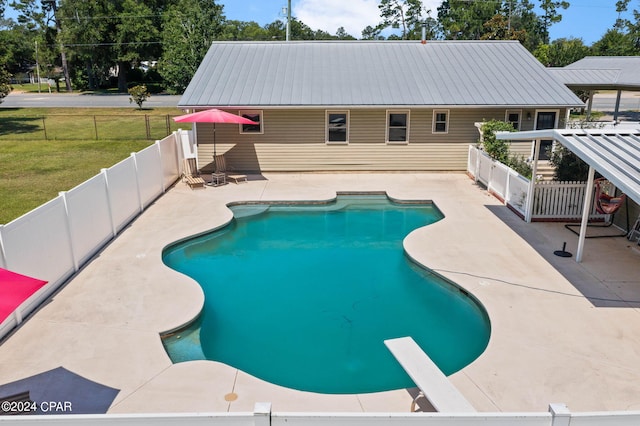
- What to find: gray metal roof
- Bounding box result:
[551,56,640,90]
[179,41,584,108]
[548,68,622,89]
[497,129,640,205]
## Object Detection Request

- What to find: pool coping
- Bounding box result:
[0,172,638,414]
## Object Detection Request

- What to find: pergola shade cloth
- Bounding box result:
[0,268,47,323]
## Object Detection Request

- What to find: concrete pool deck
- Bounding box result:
[0,172,639,414]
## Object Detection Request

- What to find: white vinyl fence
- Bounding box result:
[467,146,603,222]
[468,145,530,218]
[0,130,188,341]
[1,403,640,426]
[0,141,639,425]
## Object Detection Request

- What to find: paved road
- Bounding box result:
[1,90,638,112]
[589,92,640,112]
[0,92,182,108]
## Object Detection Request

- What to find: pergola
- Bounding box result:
[549,57,640,121]
[497,128,640,262]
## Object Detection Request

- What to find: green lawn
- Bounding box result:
[0,107,190,224]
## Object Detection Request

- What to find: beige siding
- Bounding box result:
[195,108,566,172]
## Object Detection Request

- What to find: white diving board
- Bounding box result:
[384,336,476,412]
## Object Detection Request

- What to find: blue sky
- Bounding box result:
[219,0,635,45]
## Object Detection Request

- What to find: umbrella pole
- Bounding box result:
[213,123,217,172]
[213,123,217,158]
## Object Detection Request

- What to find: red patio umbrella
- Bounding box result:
[0,268,47,323]
[173,108,258,158]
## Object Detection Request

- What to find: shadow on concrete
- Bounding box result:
[481,200,640,308]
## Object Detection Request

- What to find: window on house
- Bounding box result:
[326,111,349,143]
[506,110,521,130]
[432,110,449,133]
[239,110,263,134]
[387,110,409,143]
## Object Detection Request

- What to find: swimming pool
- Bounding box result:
[162,194,490,394]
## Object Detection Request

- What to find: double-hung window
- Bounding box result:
[387,110,409,143]
[505,110,521,130]
[326,111,349,143]
[239,110,263,134]
[432,110,449,133]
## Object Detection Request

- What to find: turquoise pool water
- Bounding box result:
[162,194,490,394]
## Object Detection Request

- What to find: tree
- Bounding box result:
[221,20,270,41]
[159,0,225,93]
[10,0,72,91]
[438,0,501,40]
[379,0,426,40]
[361,25,383,40]
[113,0,160,92]
[481,14,526,43]
[0,66,10,103]
[545,37,589,67]
[0,19,35,77]
[335,27,356,40]
[538,0,569,44]
[56,0,113,90]
[592,29,636,56]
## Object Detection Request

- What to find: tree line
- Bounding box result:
[0,0,639,100]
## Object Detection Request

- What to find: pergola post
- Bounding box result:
[613,90,622,122]
[576,166,595,263]
[586,90,594,120]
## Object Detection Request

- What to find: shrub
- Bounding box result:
[549,145,589,181]
[479,119,532,178]
[128,84,150,110]
[480,119,516,164]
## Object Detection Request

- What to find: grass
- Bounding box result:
[0,107,190,224]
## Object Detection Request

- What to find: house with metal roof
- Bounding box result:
[178,40,584,172]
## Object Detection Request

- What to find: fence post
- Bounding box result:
[0,225,7,270]
[42,116,48,140]
[93,115,99,140]
[549,403,571,426]
[155,140,166,193]
[131,152,144,213]
[101,168,118,238]
[253,402,271,426]
[525,139,541,223]
[474,146,480,183]
[59,191,79,272]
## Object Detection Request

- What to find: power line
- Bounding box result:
[61,41,163,47]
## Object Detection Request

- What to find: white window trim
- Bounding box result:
[432,109,449,134]
[505,109,522,130]
[325,110,349,144]
[532,109,560,159]
[533,109,560,130]
[239,110,263,135]
[386,109,410,144]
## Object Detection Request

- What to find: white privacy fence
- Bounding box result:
[0,130,188,341]
[1,403,640,426]
[467,146,602,222]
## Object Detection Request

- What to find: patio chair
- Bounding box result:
[182,157,206,189]
[214,154,247,184]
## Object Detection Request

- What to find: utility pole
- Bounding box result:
[35,41,41,93]
[286,0,291,41]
